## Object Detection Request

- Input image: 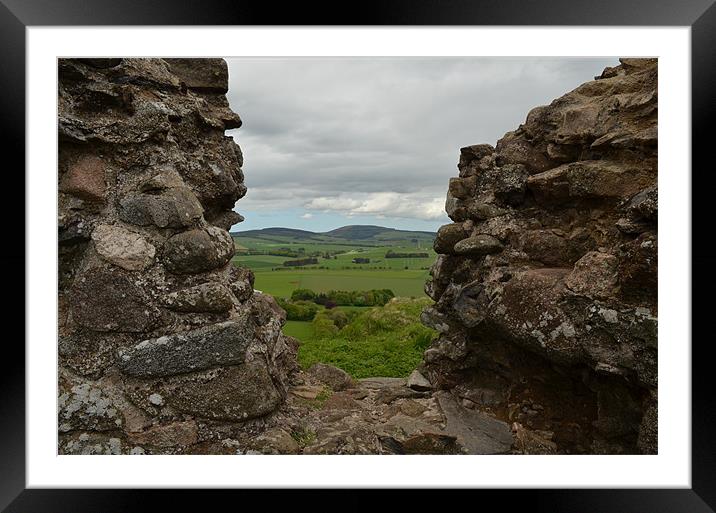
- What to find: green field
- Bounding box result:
[233,244,434,272]
[283,319,316,341]
[250,269,429,298]
[232,226,437,376]
[232,227,436,299]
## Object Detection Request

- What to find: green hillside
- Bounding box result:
[231,224,436,300]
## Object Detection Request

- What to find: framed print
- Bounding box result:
[3,0,714,510]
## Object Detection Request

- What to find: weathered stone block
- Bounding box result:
[162,282,234,313]
[70,268,162,332]
[453,234,503,256]
[565,251,619,299]
[433,223,468,254]
[163,362,282,421]
[61,155,106,203]
[163,226,235,274]
[91,224,156,271]
[118,320,252,377]
[119,188,204,229]
[164,58,229,93]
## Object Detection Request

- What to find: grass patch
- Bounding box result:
[250,269,430,298]
[290,427,317,447]
[290,298,437,379]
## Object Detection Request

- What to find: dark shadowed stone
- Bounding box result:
[459,144,494,167]
[59,332,130,378]
[448,176,477,200]
[78,58,123,69]
[513,423,558,454]
[229,266,255,302]
[379,432,459,455]
[118,320,252,377]
[165,362,282,421]
[401,432,460,454]
[163,226,235,274]
[453,234,503,256]
[493,164,529,205]
[451,280,489,328]
[466,201,507,221]
[434,223,468,254]
[618,233,657,304]
[626,185,658,222]
[519,229,575,266]
[436,392,513,454]
[637,400,658,454]
[308,363,355,391]
[162,282,234,313]
[164,58,229,93]
[70,268,161,332]
[230,277,253,302]
[119,188,203,229]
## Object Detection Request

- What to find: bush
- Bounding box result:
[322,308,350,329]
[291,288,316,301]
[295,298,438,378]
[283,257,318,267]
[276,297,319,321]
[293,287,395,307]
[312,312,339,338]
[385,250,429,258]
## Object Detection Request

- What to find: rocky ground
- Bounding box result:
[229,364,544,455]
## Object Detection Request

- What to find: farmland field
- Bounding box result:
[249,269,430,298]
[231,225,438,377]
[231,225,437,299]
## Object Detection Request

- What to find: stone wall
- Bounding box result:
[58,58,298,454]
[423,59,657,454]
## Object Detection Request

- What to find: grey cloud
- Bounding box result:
[226,57,617,224]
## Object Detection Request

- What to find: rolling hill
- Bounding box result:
[231,225,436,245]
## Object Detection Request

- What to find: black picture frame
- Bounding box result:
[3,0,713,510]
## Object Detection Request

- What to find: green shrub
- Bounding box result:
[312,312,339,338]
[295,298,438,378]
[276,297,319,321]
[291,288,316,301]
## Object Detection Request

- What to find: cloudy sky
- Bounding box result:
[225,57,617,233]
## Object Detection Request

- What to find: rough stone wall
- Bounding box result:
[423,58,657,454]
[58,58,298,454]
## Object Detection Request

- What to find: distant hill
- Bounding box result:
[324,225,435,241]
[231,224,435,245]
[235,227,320,239]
